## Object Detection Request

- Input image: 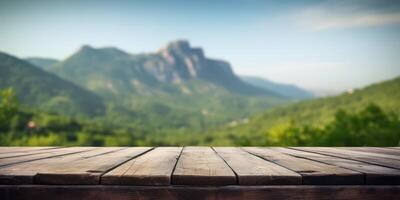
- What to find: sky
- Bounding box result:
[1,0,400,94]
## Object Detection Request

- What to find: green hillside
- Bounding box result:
[1,76,399,147]
[240,76,314,99]
[205,77,400,146]
[0,52,105,117]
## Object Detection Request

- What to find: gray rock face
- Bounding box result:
[152,40,269,95]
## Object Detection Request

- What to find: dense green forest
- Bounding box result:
[203,77,400,146]
[1,77,399,146]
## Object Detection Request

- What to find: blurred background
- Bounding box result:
[0,0,399,146]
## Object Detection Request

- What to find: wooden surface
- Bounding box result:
[294,147,400,170]
[0,146,399,186]
[0,147,399,199]
[0,147,95,167]
[213,147,301,185]
[102,147,181,185]
[172,147,236,185]
[243,147,364,185]
[276,148,400,184]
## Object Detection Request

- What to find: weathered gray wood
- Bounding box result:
[1,147,400,188]
[302,147,400,160]
[213,147,301,185]
[243,147,364,185]
[295,147,400,170]
[0,147,66,159]
[0,147,58,154]
[172,147,236,185]
[0,147,121,184]
[102,147,182,185]
[339,147,400,157]
[34,147,153,184]
[1,185,400,200]
[0,147,95,167]
[277,148,400,184]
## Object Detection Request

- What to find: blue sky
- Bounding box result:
[1,0,400,94]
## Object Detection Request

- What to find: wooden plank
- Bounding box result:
[0,147,58,154]
[102,147,182,185]
[295,147,400,170]
[302,147,400,160]
[243,147,364,185]
[276,148,400,184]
[213,147,301,185]
[0,147,66,159]
[0,147,121,184]
[339,147,400,157]
[172,147,236,185]
[1,185,400,200]
[0,147,96,167]
[34,147,153,184]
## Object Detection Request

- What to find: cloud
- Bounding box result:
[297,2,400,31]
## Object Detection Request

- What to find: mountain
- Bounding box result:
[51,40,277,96]
[240,76,314,99]
[0,52,105,117]
[47,40,287,125]
[24,57,59,70]
[209,76,400,145]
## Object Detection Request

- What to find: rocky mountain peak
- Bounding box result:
[162,40,205,59]
[166,40,191,51]
[80,44,95,51]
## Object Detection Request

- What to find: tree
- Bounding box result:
[0,88,19,131]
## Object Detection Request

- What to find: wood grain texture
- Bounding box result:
[34,147,153,184]
[278,147,400,184]
[0,147,95,167]
[1,147,400,189]
[1,185,400,200]
[243,147,363,185]
[172,147,236,185]
[295,147,400,170]
[214,147,301,185]
[102,147,182,185]
[0,147,58,155]
[0,147,118,184]
[339,147,400,157]
[0,147,66,159]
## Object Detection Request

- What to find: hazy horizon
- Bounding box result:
[1,0,400,94]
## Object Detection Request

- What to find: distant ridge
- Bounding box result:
[240,75,314,99]
[25,57,59,70]
[0,52,105,117]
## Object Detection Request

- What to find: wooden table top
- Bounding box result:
[0,147,399,186]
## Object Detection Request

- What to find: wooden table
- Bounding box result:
[0,147,399,199]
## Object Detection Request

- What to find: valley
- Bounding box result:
[0,40,399,146]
